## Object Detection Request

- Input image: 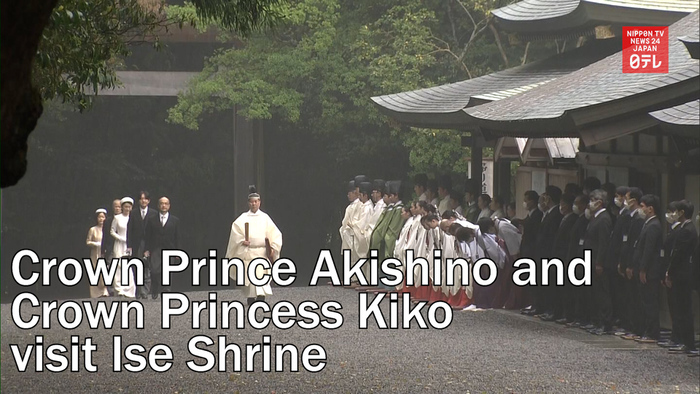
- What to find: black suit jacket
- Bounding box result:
[606,208,632,265]
[128,206,157,252]
[619,211,644,270]
[553,212,578,259]
[583,209,613,269]
[567,214,589,262]
[144,213,181,254]
[667,221,698,280]
[521,208,543,259]
[101,215,116,257]
[661,224,679,275]
[631,217,663,278]
[537,207,563,259]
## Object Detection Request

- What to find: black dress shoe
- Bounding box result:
[581,323,596,330]
[555,318,569,325]
[151,293,159,300]
[687,349,699,357]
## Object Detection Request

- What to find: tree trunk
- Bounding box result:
[1,0,59,188]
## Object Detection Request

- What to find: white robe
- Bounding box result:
[440,233,459,296]
[411,221,428,287]
[438,195,451,215]
[394,216,415,289]
[478,208,493,220]
[494,218,522,257]
[426,227,441,291]
[110,214,136,298]
[226,209,283,298]
[352,199,374,259]
[369,199,386,229]
[340,199,362,256]
[457,241,474,299]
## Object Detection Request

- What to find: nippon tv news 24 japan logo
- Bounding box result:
[623,27,669,73]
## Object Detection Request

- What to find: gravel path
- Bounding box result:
[2,286,699,393]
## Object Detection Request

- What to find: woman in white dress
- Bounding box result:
[86,208,110,298]
[110,197,136,298]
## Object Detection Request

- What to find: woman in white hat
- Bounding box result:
[110,197,136,298]
[86,208,110,298]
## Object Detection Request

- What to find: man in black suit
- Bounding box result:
[553,192,579,323]
[535,185,564,321]
[631,194,663,343]
[619,187,645,339]
[658,201,682,348]
[520,190,542,315]
[664,200,698,355]
[144,196,181,299]
[565,194,590,327]
[128,191,158,299]
[605,186,631,330]
[584,189,613,335]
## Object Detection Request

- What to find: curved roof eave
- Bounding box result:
[492,0,697,36]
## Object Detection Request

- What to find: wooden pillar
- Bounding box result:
[496,159,512,201]
[232,106,265,214]
[471,132,482,195]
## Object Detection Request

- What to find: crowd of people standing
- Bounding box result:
[339,174,700,357]
[85,191,180,300]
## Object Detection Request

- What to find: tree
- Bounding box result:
[1,0,281,188]
[167,0,545,175]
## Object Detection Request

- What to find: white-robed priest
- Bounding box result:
[226,186,283,306]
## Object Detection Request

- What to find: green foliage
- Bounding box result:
[168,0,552,173]
[188,0,283,33]
[34,0,282,110]
[34,0,168,110]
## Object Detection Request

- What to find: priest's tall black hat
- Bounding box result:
[389,180,402,195]
[359,181,372,196]
[354,175,369,186]
[372,179,385,193]
[248,185,260,199]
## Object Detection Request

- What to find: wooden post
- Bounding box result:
[471,130,483,195]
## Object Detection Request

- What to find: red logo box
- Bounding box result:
[622,27,669,73]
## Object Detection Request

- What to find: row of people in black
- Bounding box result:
[515,178,698,356]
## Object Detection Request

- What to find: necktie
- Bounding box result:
[141,209,145,220]
[161,216,165,227]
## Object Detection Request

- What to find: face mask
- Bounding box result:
[522,201,528,210]
[573,205,582,215]
[623,200,631,209]
[538,203,546,212]
[637,207,647,219]
[588,201,598,210]
[584,208,592,219]
[665,213,676,224]
[614,197,623,208]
